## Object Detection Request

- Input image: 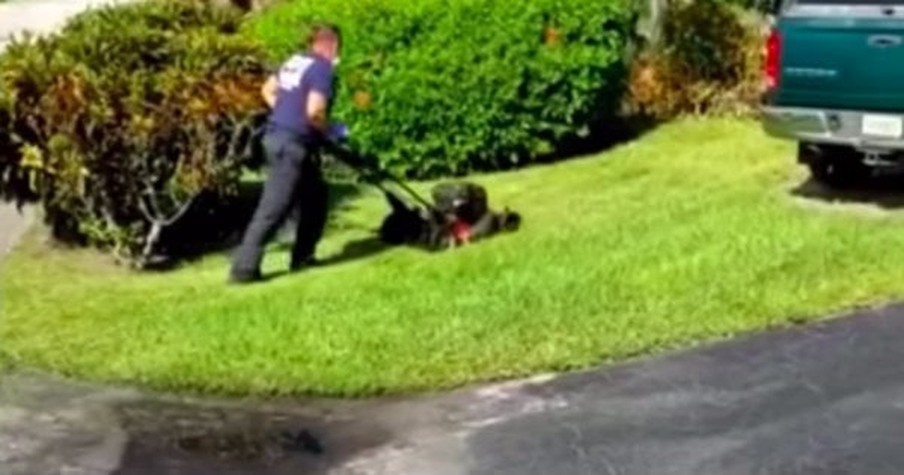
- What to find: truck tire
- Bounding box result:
[799,143,870,190]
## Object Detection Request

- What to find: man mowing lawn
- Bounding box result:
[230,23,346,284]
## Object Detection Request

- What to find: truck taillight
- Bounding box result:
[764,28,782,91]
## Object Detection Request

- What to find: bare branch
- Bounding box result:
[161,194,195,227]
[141,221,163,262]
[136,190,157,223]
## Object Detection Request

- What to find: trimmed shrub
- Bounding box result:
[0,0,270,265]
[248,0,638,178]
[627,0,767,119]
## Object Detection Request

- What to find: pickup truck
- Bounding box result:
[761,0,904,188]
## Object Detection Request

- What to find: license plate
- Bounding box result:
[862,114,903,138]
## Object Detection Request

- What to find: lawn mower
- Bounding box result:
[323,139,521,251]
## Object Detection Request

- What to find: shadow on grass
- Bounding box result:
[537,115,659,164]
[426,115,660,178]
[253,237,392,283]
[791,170,904,210]
[244,237,393,283]
[150,179,367,271]
[146,114,657,271]
[530,116,658,170]
[321,237,390,266]
[274,236,391,268]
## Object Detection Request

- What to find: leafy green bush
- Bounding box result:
[0,0,270,265]
[627,0,766,119]
[248,0,638,178]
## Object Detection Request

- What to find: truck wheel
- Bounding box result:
[800,143,870,189]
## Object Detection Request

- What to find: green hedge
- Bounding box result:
[248,0,638,178]
[0,0,270,265]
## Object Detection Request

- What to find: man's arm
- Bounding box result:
[306,90,329,134]
[306,61,334,135]
[261,74,278,109]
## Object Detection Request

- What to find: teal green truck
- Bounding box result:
[761,0,904,188]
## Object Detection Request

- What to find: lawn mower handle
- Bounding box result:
[324,141,438,212]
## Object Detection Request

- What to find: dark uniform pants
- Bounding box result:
[231,129,328,278]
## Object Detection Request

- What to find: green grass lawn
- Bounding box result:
[5,118,904,397]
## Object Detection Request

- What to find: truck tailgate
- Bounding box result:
[777,15,904,112]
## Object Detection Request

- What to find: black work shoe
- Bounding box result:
[228,269,263,285]
[289,256,322,273]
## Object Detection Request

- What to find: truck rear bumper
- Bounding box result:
[761,106,904,151]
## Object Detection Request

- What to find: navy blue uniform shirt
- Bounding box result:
[268,52,334,141]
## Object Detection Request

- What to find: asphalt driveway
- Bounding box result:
[3,305,904,475]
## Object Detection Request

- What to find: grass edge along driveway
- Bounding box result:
[4,118,904,398]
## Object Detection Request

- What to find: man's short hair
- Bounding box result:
[305,22,342,48]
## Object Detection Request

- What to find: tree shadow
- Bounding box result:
[144,112,659,272]
[441,114,659,178]
[150,179,364,270]
[540,115,659,164]
[790,170,904,210]
[526,115,659,170]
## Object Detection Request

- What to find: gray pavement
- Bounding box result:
[0,0,131,49]
[3,304,904,475]
[0,204,31,260]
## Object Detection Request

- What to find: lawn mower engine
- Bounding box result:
[378,181,521,251]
